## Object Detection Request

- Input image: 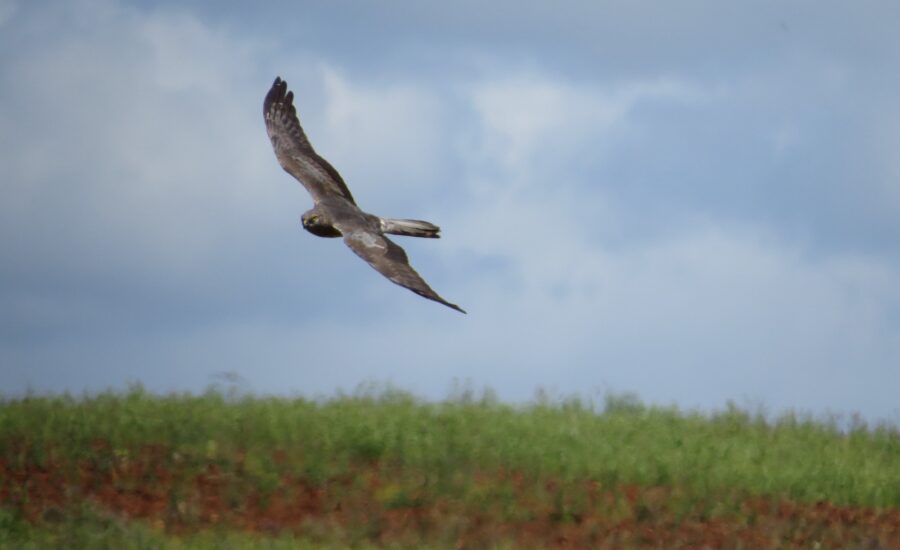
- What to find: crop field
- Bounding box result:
[1,386,898,548]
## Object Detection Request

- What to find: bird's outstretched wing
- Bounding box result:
[344,231,466,314]
[263,77,356,204]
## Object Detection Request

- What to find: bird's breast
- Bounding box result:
[304,224,343,238]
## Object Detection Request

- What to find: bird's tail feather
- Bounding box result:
[380,218,441,238]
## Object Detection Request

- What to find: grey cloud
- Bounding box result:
[3,0,900,425]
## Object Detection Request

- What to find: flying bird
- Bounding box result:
[263,77,465,313]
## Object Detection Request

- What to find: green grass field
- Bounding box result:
[1,386,898,548]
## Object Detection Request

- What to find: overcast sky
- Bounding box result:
[2,0,899,423]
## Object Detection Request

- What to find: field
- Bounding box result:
[1,386,898,548]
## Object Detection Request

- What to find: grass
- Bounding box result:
[1,385,898,548]
[0,505,388,550]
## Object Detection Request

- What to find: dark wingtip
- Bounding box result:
[446,302,467,314]
[264,76,290,116]
[416,289,466,314]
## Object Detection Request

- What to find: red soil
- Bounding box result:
[2,442,897,548]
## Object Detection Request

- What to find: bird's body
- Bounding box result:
[263,77,465,313]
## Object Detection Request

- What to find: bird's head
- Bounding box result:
[301,208,342,238]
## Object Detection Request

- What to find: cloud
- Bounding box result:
[0,0,461,340]
[315,68,451,213]
[432,70,900,420]
[466,74,702,177]
[1,2,258,257]
[0,1,296,333]
[0,0,15,27]
[405,220,900,420]
[3,0,900,426]
[7,218,898,422]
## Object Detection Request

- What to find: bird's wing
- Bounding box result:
[344,231,465,313]
[263,77,356,204]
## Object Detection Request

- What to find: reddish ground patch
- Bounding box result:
[2,443,898,548]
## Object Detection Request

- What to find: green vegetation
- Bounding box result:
[1,385,898,548]
[0,505,397,550]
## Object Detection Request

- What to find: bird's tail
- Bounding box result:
[380,218,441,238]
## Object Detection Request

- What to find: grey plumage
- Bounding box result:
[264,77,465,314]
[380,218,441,238]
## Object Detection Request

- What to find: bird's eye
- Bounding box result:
[309,215,318,224]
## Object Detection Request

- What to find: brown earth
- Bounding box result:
[2,442,898,549]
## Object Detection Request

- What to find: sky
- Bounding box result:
[2,0,899,423]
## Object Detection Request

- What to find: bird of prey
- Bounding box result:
[263,77,465,313]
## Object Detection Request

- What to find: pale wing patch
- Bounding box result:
[351,232,386,250]
[343,231,465,313]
